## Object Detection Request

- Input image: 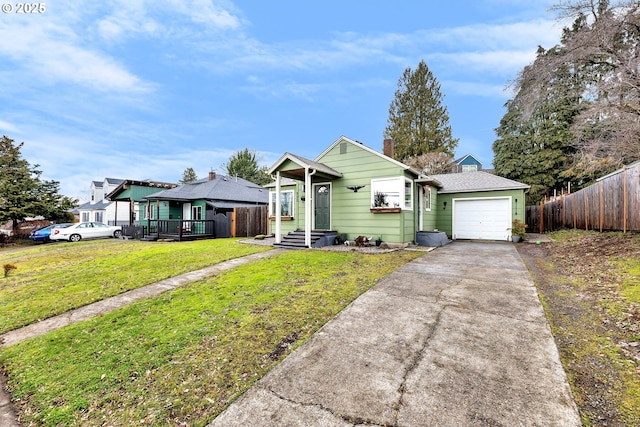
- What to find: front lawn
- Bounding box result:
[518,230,640,426]
[0,239,271,334]
[0,247,423,426]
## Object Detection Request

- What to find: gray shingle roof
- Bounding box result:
[145,175,268,204]
[428,171,529,194]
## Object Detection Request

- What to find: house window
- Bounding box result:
[144,203,156,220]
[424,186,432,211]
[192,205,202,220]
[462,164,478,172]
[82,212,89,222]
[371,177,413,210]
[269,190,294,217]
[404,180,413,209]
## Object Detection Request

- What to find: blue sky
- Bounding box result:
[0,0,565,202]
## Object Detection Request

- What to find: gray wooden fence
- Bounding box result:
[526,162,640,233]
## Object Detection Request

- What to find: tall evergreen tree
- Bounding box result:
[494,20,590,203]
[224,148,271,186]
[179,167,198,184]
[384,60,458,162]
[0,136,76,230]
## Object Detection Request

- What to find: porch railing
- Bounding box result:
[122,219,215,240]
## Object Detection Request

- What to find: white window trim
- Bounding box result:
[462,164,478,172]
[144,202,156,220]
[424,186,432,211]
[192,205,202,220]
[370,176,414,210]
[269,190,294,217]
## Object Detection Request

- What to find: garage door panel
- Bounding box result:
[453,198,510,241]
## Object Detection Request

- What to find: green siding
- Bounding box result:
[269,140,418,243]
[418,186,439,231]
[318,141,415,243]
[269,138,527,244]
[111,185,171,202]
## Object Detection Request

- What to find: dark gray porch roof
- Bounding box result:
[144,175,268,205]
[426,171,530,194]
[207,201,266,209]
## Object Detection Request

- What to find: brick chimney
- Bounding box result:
[383,139,394,158]
[208,171,216,181]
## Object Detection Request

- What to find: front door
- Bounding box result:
[314,184,331,230]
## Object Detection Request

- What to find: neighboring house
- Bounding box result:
[76,178,128,225]
[450,153,483,173]
[138,171,269,239]
[268,136,529,247]
[106,179,179,225]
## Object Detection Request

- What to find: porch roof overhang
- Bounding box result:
[206,201,267,209]
[415,177,443,188]
[268,152,343,181]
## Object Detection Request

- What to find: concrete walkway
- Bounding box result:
[0,249,284,427]
[0,249,284,347]
[209,241,581,426]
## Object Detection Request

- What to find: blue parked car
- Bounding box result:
[29,223,72,242]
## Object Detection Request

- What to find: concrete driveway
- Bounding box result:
[209,241,581,426]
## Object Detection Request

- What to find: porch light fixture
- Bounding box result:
[443,201,447,210]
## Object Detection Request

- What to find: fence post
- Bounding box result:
[231,209,237,237]
[599,181,603,232]
[539,201,544,233]
[623,168,627,233]
[584,191,589,230]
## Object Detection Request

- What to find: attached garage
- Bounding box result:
[424,171,530,241]
[453,197,511,241]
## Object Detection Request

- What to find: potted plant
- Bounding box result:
[510,219,527,242]
[373,191,387,208]
[375,236,383,247]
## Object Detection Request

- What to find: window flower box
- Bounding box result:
[370,207,401,213]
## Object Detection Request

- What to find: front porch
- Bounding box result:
[123,219,217,241]
[274,230,338,249]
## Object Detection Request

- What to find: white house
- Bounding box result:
[76,178,131,225]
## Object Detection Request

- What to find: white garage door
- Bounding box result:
[453,198,511,241]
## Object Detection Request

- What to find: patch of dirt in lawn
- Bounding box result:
[518,232,640,426]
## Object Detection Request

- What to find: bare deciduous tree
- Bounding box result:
[511,0,640,183]
[403,152,453,175]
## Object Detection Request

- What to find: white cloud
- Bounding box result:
[443,80,511,98]
[0,19,153,94]
[0,120,20,134]
[429,50,539,77]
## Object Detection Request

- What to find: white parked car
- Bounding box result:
[50,222,122,242]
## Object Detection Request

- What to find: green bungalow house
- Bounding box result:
[267,136,529,248]
[138,171,269,240]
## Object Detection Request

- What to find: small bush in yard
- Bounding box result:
[3,263,16,278]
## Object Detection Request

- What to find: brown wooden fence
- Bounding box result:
[232,206,268,237]
[526,163,640,233]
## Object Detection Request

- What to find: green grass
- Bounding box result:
[534,230,640,425]
[0,239,271,334]
[0,247,423,426]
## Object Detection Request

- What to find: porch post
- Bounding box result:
[275,171,282,244]
[304,168,313,248]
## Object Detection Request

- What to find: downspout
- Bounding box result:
[304,168,317,248]
[275,171,282,244]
